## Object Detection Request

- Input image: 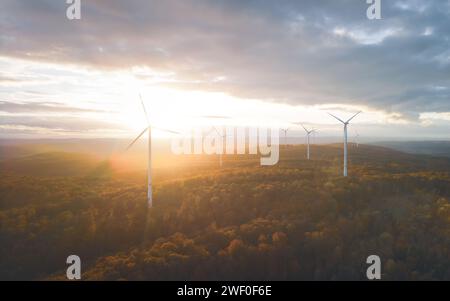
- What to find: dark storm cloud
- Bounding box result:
[1,0,450,118]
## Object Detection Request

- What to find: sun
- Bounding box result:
[117,86,242,136]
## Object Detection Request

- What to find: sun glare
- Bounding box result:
[115,83,402,139]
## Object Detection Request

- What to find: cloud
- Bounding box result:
[0,75,21,84]
[0,101,122,134]
[332,27,403,45]
[1,0,450,119]
[0,115,125,132]
[0,101,107,114]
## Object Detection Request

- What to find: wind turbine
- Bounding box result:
[281,128,290,146]
[210,127,227,167]
[299,124,316,160]
[200,115,230,168]
[126,95,179,208]
[328,111,362,177]
[354,130,360,148]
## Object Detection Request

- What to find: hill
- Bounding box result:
[372,141,450,158]
[0,143,449,280]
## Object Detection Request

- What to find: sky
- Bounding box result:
[0,0,450,140]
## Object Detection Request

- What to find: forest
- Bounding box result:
[0,142,449,280]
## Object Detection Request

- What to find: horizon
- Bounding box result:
[1,135,450,143]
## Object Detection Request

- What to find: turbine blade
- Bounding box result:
[199,115,231,119]
[346,111,362,123]
[153,126,181,135]
[126,127,148,150]
[213,126,223,137]
[300,124,308,133]
[205,126,226,138]
[328,113,345,124]
[140,94,150,125]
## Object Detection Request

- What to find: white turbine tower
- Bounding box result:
[126,95,179,208]
[328,111,362,177]
[300,124,316,160]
